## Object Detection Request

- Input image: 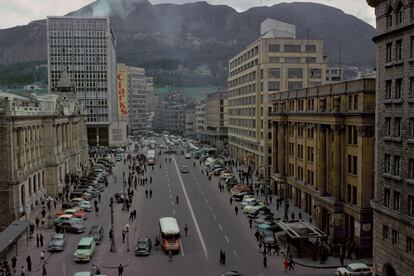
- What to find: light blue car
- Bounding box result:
[79,201,92,212]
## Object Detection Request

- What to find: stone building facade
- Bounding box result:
[270,78,376,256]
[204,91,228,150]
[367,0,414,275]
[0,80,89,228]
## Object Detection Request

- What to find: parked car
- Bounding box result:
[336,263,372,276]
[88,225,104,244]
[53,214,82,226]
[62,201,79,210]
[243,203,266,215]
[213,167,226,176]
[48,233,66,252]
[79,201,92,212]
[134,237,152,256]
[259,230,276,245]
[185,152,191,159]
[71,198,85,204]
[220,171,234,180]
[56,221,85,234]
[180,165,189,173]
[240,197,258,209]
[62,209,88,220]
[221,271,242,276]
[74,237,96,262]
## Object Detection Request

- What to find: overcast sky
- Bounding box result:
[0,0,375,29]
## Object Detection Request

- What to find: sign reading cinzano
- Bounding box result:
[117,65,128,119]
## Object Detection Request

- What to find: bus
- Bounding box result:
[159,217,181,253]
[147,149,156,165]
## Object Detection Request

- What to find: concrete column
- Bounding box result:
[332,125,342,200]
[277,120,286,176]
[272,121,278,174]
[18,128,25,169]
[317,125,326,194]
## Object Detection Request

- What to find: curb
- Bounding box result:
[294,260,373,269]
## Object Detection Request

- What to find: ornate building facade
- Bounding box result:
[270,78,376,256]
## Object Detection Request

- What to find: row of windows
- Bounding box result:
[287,164,315,185]
[49,38,107,46]
[383,225,414,253]
[268,44,317,53]
[228,128,256,139]
[229,118,256,128]
[49,48,107,54]
[385,155,414,181]
[384,117,414,139]
[229,46,259,69]
[48,18,107,30]
[266,56,319,64]
[287,122,315,138]
[49,30,107,37]
[385,78,414,100]
[228,96,256,107]
[288,143,314,163]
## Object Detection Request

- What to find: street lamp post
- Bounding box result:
[122,171,127,211]
[109,197,117,252]
[261,166,268,205]
[125,223,130,252]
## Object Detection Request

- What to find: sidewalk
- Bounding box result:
[218,163,373,269]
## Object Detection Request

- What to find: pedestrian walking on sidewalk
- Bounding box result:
[176,196,179,205]
[184,224,188,237]
[35,217,40,228]
[263,255,267,268]
[40,251,45,264]
[145,190,148,198]
[122,230,126,243]
[149,189,153,198]
[20,266,25,276]
[25,256,31,272]
[288,257,295,271]
[229,197,233,205]
[283,258,289,272]
[11,256,17,272]
[40,234,44,247]
[254,230,260,242]
[36,234,40,247]
[133,209,137,219]
[42,263,47,275]
[118,264,124,276]
[249,218,252,229]
[234,205,239,216]
[168,250,173,262]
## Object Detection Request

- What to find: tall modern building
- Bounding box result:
[228,18,327,175]
[47,16,126,146]
[205,91,228,150]
[367,0,414,275]
[195,104,205,140]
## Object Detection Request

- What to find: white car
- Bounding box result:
[185,153,191,159]
[336,263,371,276]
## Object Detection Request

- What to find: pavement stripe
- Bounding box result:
[218,224,223,231]
[213,214,217,220]
[173,156,209,260]
[209,206,212,211]
[233,249,238,257]
[224,235,230,244]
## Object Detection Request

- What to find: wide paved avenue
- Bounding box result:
[40,143,335,275]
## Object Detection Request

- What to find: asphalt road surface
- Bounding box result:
[26,141,336,276]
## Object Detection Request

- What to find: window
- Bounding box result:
[396,4,404,25]
[394,155,401,176]
[384,188,391,207]
[269,44,280,52]
[411,37,414,58]
[348,95,358,110]
[284,44,301,52]
[396,40,402,60]
[393,191,400,211]
[268,81,280,92]
[297,144,304,159]
[305,44,316,52]
[307,146,314,162]
[347,155,358,175]
[394,117,401,137]
[347,184,352,203]
[268,68,280,78]
[288,82,303,90]
[307,126,314,138]
[395,79,402,99]
[409,159,414,179]
[348,126,358,145]
[407,237,414,253]
[408,196,414,217]
[297,166,304,181]
[305,57,317,63]
[383,225,389,240]
[285,57,301,63]
[289,142,294,156]
[410,77,414,98]
[385,117,391,136]
[387,8,393,28]
[352,186,357,205]
[386,43,392,62]
[310,68,322,79]
[385,154,392,174]
[392,229,399,245]
[269,57,280,63]
[288,69,303,79]
[385,80,392,99]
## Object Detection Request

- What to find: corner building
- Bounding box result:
[367,0,414,275]
[271,78,376,256]
[228,19,326,173]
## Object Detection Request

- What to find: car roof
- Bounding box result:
[78,237,94,245]
[52,233,65,238]
[59,214,73,218]
[348,263,369,270]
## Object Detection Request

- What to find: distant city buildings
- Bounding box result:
[367,0,414,275]
[228,18,327,175]
[47,16,127,146]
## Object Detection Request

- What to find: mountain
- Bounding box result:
[0,0,375,87]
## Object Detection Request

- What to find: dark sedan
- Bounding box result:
[134,237,152,256]
[48,233,66,252]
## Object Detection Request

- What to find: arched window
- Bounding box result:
[33,175,37,193]
[21,185,26,208]
[28,178,32,196]
[387,5,394,28]
[396,2,404,25]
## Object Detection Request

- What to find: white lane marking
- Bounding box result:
[233,249,238,257]
[180,240,185,256]
[173,209,176,214]
[198,186,202,191]
[213,214,217,220]
[170,194,173,199]
[209,206,212,211]
[218,224,223,231]
[173,157,209,260]
[201,191,204,196]
[205,198,209,204]
[224,235,230,244]
[171,201,174,206]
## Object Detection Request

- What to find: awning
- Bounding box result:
[276,219,327,239]
[0,221,29,254]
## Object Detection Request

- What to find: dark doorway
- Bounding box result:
[382,263,397,276]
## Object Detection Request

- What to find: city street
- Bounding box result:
[10,142,336,275]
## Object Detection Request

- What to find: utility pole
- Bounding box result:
[122,171,127,211]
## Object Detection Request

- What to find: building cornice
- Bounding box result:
[373,23,414,42]
[367,0,383,8]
